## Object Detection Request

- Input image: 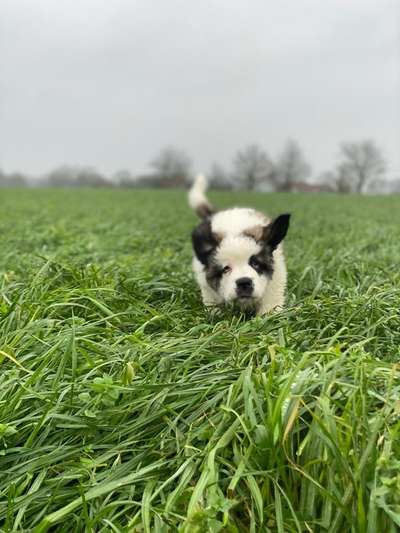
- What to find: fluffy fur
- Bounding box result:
[189,174,291,315]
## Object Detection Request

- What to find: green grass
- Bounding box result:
[0,188,399,532]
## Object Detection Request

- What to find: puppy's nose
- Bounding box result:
[236,277,254,296]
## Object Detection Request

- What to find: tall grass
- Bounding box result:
[0,189,399,531]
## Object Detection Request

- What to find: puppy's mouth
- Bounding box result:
[235,290,256,302]
[235,295,257,307]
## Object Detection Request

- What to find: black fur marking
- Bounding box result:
[196,203,214,219]
[205,262,224,291]
[249,250,274,278]
[192,220,220,266]
[261,214,291,250]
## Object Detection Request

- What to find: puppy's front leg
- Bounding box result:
[200,287,221,308]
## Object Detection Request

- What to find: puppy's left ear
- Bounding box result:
[262,213,291,250]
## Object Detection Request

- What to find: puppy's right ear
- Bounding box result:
[192,220,220,265]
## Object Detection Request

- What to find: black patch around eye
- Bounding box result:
[249,254,274,278]
[205,263,224,291]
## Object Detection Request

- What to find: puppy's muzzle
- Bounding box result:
[236,277,254,298]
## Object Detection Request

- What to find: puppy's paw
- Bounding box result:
[205,304,223,319]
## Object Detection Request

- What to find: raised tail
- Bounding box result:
[188,173,214,219]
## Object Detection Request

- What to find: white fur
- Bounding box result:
[188,174,211,213]
[212,208,267,237]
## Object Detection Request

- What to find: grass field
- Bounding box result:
[0,188,399,532]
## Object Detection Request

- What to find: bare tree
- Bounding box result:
[46,167,74,187]
[0,171,27,187]
[113,169,136,187]
[337,140,386,193]
[275,139,311,191]
[335,167,353,193]
[150,147,191,185]
[47,165,111,187]
[316,170,350,193]
[317,170,336,186]
[233,144,273,190]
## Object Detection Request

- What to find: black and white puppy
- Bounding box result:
[189,174,290,315]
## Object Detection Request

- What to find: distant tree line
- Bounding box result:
[0,171,27,187]
[1,139,398,194]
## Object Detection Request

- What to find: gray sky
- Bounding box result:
[1,0,399,179]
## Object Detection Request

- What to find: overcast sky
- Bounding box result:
[1,0,399,179]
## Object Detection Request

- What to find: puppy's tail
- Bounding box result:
[188,173,214,219]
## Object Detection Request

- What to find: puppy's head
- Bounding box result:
[192,214,290,308]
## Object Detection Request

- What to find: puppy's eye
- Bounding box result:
[249,256,265,273]
[222,265,232,274]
